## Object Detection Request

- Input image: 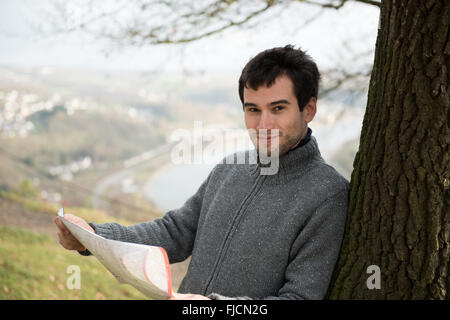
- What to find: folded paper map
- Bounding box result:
[57,208,172,299]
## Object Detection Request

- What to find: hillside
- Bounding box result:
[0,191,147,299]
[0,192,189,299]
[0,66,240,210]
[0,225,148,300]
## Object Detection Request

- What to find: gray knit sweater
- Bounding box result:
[89,136,349,300]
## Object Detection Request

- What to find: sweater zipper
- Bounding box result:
[202,173,266,294]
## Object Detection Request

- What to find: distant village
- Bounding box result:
[0,89,92,139]
[0,87,163,191]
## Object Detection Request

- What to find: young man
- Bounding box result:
[55,45,349,300]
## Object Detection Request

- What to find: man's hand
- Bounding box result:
[54,214,95,251]
[169,293,211,300]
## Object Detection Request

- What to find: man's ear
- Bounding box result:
[304,97,317,123]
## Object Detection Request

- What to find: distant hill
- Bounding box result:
[0,66,241,207]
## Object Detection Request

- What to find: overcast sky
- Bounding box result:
[0,0,380,74]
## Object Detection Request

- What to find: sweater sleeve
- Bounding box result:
[209,187,349,300]
[86,168,214,264]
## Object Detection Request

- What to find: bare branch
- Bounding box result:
[301,0,347,10]
[298,0,380,9]
[353,0,381,8]
[40,0,380,47]
[33,0,379,105]
[319,68,372,98]
[152,1,276,44]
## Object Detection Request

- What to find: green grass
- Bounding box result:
[0,225,147,300]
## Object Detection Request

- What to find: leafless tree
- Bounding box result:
[37,0,380,92]
[40,0,380,46]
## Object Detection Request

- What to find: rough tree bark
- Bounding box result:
[327,0,449,299]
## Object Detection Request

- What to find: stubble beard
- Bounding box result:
[255,130,302,158]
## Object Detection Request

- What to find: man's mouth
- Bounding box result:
[258,134,279,140]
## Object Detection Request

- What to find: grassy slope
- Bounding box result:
[0,191,149,300]
[0,225,146,300]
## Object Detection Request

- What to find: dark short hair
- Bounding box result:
[238,45,320,111]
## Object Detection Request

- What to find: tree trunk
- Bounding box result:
[327,0,449,299]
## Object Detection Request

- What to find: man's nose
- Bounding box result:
[257,111,275,130]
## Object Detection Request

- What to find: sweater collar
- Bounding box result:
[290,127,312,151]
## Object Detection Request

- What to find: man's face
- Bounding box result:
[243,75,316,157]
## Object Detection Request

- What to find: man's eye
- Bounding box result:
[248,108,259,112]
[274,106,284,111]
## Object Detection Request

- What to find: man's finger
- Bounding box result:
[57,229,85,251]
[64,214,95,234]
[54,216,70,235]
[57,231,70,249]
